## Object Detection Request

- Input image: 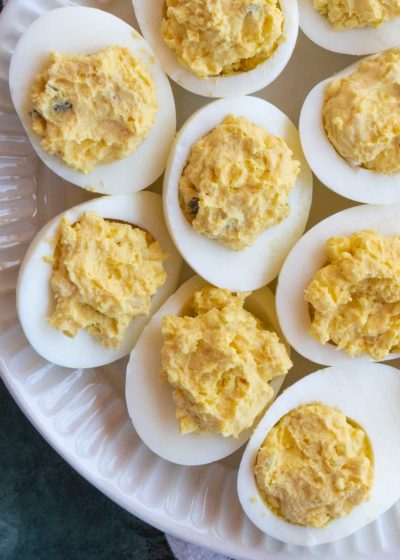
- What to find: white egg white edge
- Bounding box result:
[132,0,298,98]
[163,96,313,292]
[16,192,182,369]
[276,203,400,367]
[299,54,400,204]
[299,0,400,55]
[8,6,176,195]
[125,274,291,466]
[238,362,400,546]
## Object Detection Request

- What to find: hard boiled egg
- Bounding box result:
[17,192,182,369]
[125,274,289,466]
[299,0,400,55]
[300,54,400,204]
[276,204,400,366]
[132,0,299,97]
[238,363,400,546]
[163,97,313,292]
[9,6,176,194]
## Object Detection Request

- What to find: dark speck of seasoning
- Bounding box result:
[29,109,42,118]
[188,196,200,215]
[47,84,59,92]
[53,101,73,112]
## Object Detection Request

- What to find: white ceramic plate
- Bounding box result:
[2,1,400,559]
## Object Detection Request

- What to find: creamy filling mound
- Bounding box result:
[160,286,292,437]
[323,49,400,175]
[30,46,158,174]
[49,211,166,349]
[313,0,400,29]
[161,0,284,78]
[255,403,373,527]
[305,230,400,360]
[179,114,300,251]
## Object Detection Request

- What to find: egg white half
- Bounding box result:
[132,0,298,97]
[17,193,182,369]
[163,96,313,292]
[238,363,400,546]
[9,6,176,194]
[276,204,400,366]
[300,54,400,204]
[299,0,400,55]
[125,274,290,466]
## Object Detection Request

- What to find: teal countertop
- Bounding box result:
[0,380,174,560]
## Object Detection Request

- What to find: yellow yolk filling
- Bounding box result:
[305,230,400,360]
[161,0,284,78]
[179,115,300,251]
[49,212,166,349]
[313,0,400,29]
[323,50,400,175]
[160,286,292,437]
[30,46,158,174]
[255,403,373,527]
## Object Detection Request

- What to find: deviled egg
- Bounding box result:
[125,275,291,465]
[300,50,400,204]
[299,0,400,54]
[9,6,176,194]
[17,192,182,369]
[238,363,400,546]
[276,204,400,366]
[163,97,313,291]
[132,0,299,97]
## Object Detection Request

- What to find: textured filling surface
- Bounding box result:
[160,286,292,437]
[49,212,166,348]
[179,115,300,251]
[161,0,284,78]
[30,46,158,174]
[255,403,373,527]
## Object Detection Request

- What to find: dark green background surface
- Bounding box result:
[0,380,175,560]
